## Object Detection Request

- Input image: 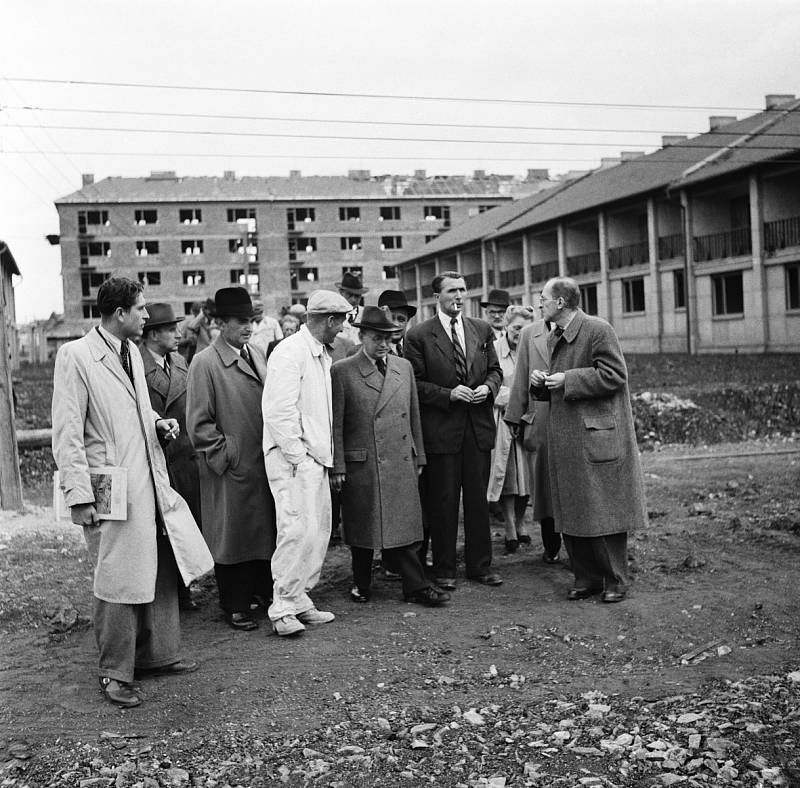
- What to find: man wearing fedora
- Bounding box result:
[377,289,417,357]
[187,287,276,632]
[337,271,368,344]
[481,289,512,340]
[263,289,353,636]
[330,307,449,608]
[140,303,203,611]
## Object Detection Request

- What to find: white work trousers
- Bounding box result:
[265,450,332,621]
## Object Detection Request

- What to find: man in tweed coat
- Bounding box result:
[532,277,647,603]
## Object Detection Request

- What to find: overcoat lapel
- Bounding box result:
[375,356,402,415]
[87,329,137,401]
[140,345,170,403]
[165,352,187,410]
[357,351,384,394]
[463,318,479,373]
[532,323,550,365]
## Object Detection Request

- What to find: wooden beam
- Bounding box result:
[0,271,24,510]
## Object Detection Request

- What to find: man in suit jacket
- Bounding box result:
[330,307,449,607]
[503,315,561,563]
[337,271,368,344]
[187,288,276,632]
[140,303,203,610]
[52,277,212,708]
[404,271,503,589]
[530,277,647,603]
[377,289,417,358]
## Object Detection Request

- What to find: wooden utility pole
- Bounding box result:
[0,249,24,510]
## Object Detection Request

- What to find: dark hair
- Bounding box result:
[431,270,465,294]
[548,277,581,309]
[97,277,143,316]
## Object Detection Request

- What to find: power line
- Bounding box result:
[8,103,792,138]
[7,122,800,151]
[3,76,765,112]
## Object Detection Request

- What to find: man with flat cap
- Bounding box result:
[263,289,354,636]
[140,303,202,610]
[337,271,368,344]
[330,306,449,607]
[377,289,417,358]
[187,287,276,632]
[481,289,512,340]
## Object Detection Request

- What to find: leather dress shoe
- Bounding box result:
[433,577,457,591]
[350,586,371,603]
[504,539,519,554]
[404,586,450,606]
[136,660,198,678]
[250,594,271,611]
[179,597,199,611]
[226,612,259,631]
[542,552,561,565]
[99,677,141,708]
[566,587,602,600]
[469,572,503,586]
[517,534,532,545]
[601,590,626,603]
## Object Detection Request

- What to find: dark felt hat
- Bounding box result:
[143,302,179,330]
[335,271,368,295]
[377,289,417,318]
[214,287,255,319]
[353,305,401,333]
[480,288,511,308]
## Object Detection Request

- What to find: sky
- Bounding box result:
[1,0,798,321]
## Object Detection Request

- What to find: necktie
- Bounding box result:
[163,355,171,379]
[554,326,564,338]
[376,357,387,376]
[119,340,134,385]
[241,345,258,375]
[393,342,402,357]
[450,318,467,384]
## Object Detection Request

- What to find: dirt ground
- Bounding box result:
[1,440,799,787]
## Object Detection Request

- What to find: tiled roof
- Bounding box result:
[0,241,21,276]
[54,173,539,204]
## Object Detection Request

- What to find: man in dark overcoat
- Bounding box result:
[186,287,276,631]
[330,307,449,607]
[503,315,561,563]
[532,277,647,603]
[404,271,503,590]
[140,303,203,609]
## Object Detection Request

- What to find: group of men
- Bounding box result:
[52,270,646,708]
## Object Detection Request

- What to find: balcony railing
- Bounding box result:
[608,240,649,269]
[764,215,800,255]
[693,227,751,262]
[530,260,559,283]
[499,267,525,288]
[658,233,684,260]
[566,251,601,276]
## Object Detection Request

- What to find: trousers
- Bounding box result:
[265,450,331,621]
[562,532,628,592]
[351,542,428,596]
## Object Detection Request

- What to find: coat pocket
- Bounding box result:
[582,415,620,463]
[344,448,367,463]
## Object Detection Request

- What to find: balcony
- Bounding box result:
[693,227,751,262]
[530,260,559,283]
[658,233,684,260]
[566,251,601,276]
[403,286,417,301]
[421,284,434,298]
[464,272,483,290]
[764,215,800,255]
[608,240,649,270]
[499,267,524,288]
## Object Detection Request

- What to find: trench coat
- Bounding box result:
[543,311,647,537]
[140,345,201,522]
[186,336,276,564]
[331,351,426,550]
[504,319,553,521]
[52,328,213,604]
[486,335,530,502]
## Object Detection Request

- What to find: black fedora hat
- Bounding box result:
[214,287,255,319]
[378,289,417,318]
[353,305,400,333]
[143,302,179,330]
[480,288,511,308]
[335,271,368,295]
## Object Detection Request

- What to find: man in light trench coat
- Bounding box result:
[262,289,354,636]
[531,277,647,603]
[52,277,213,708]
[330,306,450,607]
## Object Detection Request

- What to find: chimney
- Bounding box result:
[599,157,621,169]
[765,93,796,109]
[662,135,688,147]
[289,169,301,178]
[473,169,486,179]
[620,151,645,161]
[414,169,426,179]
[82,173,94,186]
[223,170,236,181]
[709,116,737,131]
[527,168,549,180]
